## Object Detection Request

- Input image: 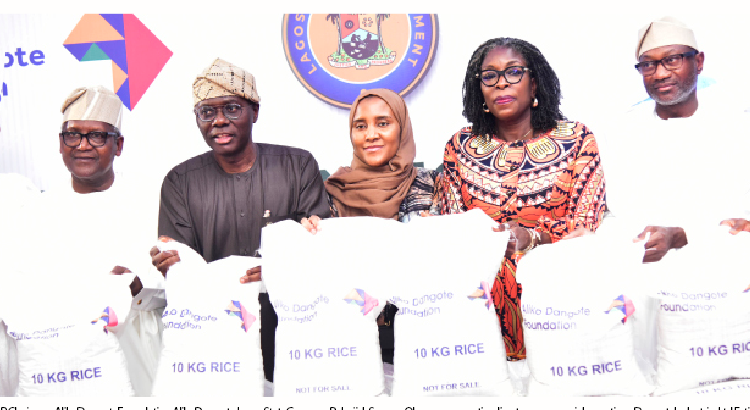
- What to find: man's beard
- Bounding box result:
[651,84,696,106]
[649,75,698,106]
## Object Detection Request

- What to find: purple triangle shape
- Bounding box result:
[96,40,128,74]
[64,43,93,61]
[116,77,132,111]
[100,14,125,38]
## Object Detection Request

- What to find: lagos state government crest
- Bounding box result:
[283,14,438,109]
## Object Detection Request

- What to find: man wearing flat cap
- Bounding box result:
[152,58,330,382]
[600,17,750,262]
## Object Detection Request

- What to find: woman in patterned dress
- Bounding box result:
[440,38,607,360]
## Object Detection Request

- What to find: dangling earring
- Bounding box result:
[483,102,490,113]
[533,98,539,107]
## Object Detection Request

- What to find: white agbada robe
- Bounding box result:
[594,88,750,393]
[0,173,40,396]
[599,88,750,236]
[0,172,165,396]
[513,89,750,394]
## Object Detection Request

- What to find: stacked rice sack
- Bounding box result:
[518,228,653,396]
[262,210,515,397]
[0,198,137,396]
[0,273,136,396]
[0,180,165,397]
[389,210,514,396]
[0,320,18,396]
[152,241,263,397]
[645,226,750,396]
[261,218,388,397]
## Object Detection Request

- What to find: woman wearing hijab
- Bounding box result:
[441,38,607,360]
[301,88,439,362]
[304,88,438,224]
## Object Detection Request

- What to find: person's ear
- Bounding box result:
[115,136,124,156]
[59,122,67,154]
[251,104,260,123]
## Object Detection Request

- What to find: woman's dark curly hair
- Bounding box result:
[462,37,563,136]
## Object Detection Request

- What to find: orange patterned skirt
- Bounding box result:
[491,254,525,360]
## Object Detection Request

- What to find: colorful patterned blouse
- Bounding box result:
[440,121,606,359]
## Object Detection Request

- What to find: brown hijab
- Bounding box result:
[325,88,418,219]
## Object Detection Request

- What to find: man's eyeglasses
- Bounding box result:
[634,50,699,76]
[59,131,120,148]
[195,103,245,122]
[476,66,531,86]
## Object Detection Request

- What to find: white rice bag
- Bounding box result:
[519,231,653,396]
[389,210,514,396]
[2,274,135,397]
[0,320,19,397]
[152,241,263,397]
[650,227,750,396]
[261,218,388,397]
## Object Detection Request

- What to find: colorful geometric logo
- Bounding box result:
[467,281,492,310]
[605,294,635,324]
[91,306,118,333]
[344,288,379,316]
[225,300,256,332]
[63,14,172,111]
[283,14,438,109]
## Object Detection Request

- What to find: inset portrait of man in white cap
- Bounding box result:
[634,16,704,119]
[59,85,124,193]
[600,16,750,267]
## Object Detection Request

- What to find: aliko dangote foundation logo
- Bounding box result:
[283,14,438,109]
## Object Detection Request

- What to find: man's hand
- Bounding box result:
[150,236,180,277]
[300,215,322,234]
[110,265,142,297]
[634,226,688,263]
[240,266,262,284]
[720,218,750,235]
